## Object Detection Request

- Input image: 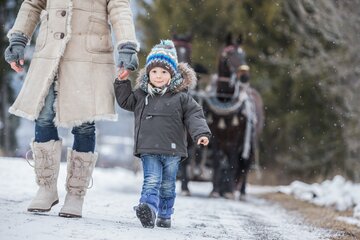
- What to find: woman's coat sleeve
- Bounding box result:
[107,0,140,50]
[7,0,47,39]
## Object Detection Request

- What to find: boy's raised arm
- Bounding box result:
[114,79,137,112]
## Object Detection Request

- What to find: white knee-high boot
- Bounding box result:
[28,139,62,212]
[59,148,98,218]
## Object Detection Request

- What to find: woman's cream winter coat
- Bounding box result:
[8,0,139,127]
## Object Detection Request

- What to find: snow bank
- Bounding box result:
[279,175,360,220]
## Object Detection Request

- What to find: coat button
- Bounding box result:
[60,33,65,39]
[61,10,66,17]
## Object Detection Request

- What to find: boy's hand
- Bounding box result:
[197,136,209,146]
[118,68,130,80]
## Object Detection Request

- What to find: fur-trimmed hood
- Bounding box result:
[135,62,197,94]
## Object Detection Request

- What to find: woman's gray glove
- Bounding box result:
[4,33,28,65]
[117,43,139,71]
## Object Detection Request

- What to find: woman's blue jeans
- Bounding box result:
[34,83,95,153]
[140,154,180,219]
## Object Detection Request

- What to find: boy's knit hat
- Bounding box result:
[146,40,178,76]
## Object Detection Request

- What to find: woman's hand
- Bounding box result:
[10,60,25,73]
[197,136,209,146]
[5,33,28,73]
[117,43,139,71]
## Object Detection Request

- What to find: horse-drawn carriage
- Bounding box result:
[173,33,265,200]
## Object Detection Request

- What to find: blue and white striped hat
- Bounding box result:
[146,40,178,76]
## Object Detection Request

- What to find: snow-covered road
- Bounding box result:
[0,158,334,240]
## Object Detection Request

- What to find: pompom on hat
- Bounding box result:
[238,64,250,72]
[146,40,178,76]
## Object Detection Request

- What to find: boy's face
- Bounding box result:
[149,67,172,88]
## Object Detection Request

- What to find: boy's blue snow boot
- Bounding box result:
[135,203,156,228]
[156,217,171,228]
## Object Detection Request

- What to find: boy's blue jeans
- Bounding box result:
[140,154,181,219]
[34,83,95,153]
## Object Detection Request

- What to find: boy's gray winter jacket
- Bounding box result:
[114,63,211,158]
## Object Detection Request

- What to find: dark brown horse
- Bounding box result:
[204,76,264,199]
[174,33,264,199]
[206,34,264,199]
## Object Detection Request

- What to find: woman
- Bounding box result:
[4,0,139,218]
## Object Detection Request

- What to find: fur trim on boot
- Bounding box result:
[27,139,62,212]
[59,149,98,218]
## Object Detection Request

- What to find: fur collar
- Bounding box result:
[135,62,197,93]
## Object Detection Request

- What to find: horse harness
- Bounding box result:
[191,86,257,159]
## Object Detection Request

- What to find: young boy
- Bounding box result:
[114,40,211,228]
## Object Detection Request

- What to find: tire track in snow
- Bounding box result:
[176,193,332,240]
